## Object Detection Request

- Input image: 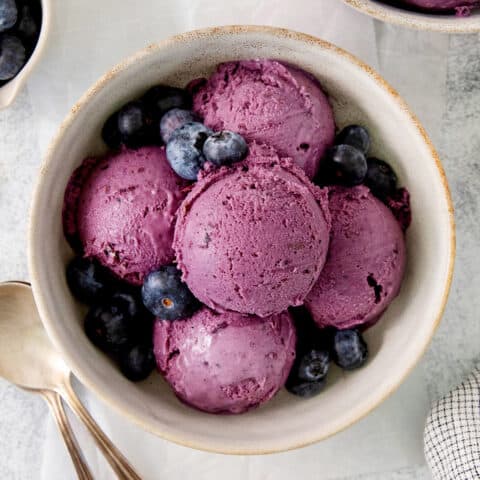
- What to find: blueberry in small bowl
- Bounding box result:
[0,0,48,108]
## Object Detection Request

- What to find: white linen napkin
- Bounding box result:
[424,365,480,480]
[26,1,451,478]
[41,369,430,480]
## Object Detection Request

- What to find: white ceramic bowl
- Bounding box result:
[343,0,480,32]
[0,0,51,109]
[28,26,455,454]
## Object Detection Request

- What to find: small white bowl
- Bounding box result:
[28,26,455,454]
[0,0,51,109]
[343,0,480,32]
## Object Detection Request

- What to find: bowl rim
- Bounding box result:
[343,0,480,32]
[28,24,456,455]
[0,0,53,109]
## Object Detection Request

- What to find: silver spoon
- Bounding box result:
[0,282,142,480]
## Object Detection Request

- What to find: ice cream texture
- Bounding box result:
[63,146,189,285]
[192,59,335,179]
[399,0,478,11]
[305,186,407,330]
[153,307,296,414]
[61,55,416,413]
[173,143,331,318]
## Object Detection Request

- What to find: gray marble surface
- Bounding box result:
[0,25,479,480]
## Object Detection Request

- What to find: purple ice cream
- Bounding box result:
[173,143,331,318]
[192,59,335,179]
[63,146,189,285]
[153,307,296,414]
[398,0,479,12]
[305,186,407,330]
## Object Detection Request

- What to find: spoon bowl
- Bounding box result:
[0,282,68,391]
[0,281,141,479]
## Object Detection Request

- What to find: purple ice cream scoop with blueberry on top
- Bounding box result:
[191,59,336,179]
[173,142,331,318]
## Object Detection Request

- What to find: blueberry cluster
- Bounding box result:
[101,86,192,149]
[317,125,399,202]
[167,124,247,180]
[66,256,156,381]
[286,310,368,398]
[66,257,199,381]
[0,0,41,85]
[101,84,248,180]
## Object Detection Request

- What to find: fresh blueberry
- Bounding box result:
[364,157,398,200]
[84,299,137,354]
[110,291,141,319]
[285,378,326,398]
[320,144,367,186]
[117,101,150,148]
[166,136,204,180]
[16,5,39,44]
[111,290,154,344]
[291,307,335,354]
[169,121,212,143]
[141,265,199,320]
[160,108,198,143]
[142,85,192,121]
[0,34,26,81]
[203,131,248,166]
[285,309,331,398]
[297,349,330,382]
[119,344,156,382]
[332,329,368,370]
[101,112,122,149]
[66,256,111,304]
[0,0,17,33]
[336,125,370,154]
[166,122,212,180]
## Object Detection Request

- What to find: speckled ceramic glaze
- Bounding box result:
[0,0,52,109]
[28,26,455,454]
[344,0,480,32]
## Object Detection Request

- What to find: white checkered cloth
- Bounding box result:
[424,366,480,479]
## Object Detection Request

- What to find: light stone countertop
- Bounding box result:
[0,21,479,480]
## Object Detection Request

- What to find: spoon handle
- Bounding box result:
[59,378,142,480]
[41,390,94,480]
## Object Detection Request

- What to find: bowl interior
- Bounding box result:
[29,27,454,454]
[343,0,480,32]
